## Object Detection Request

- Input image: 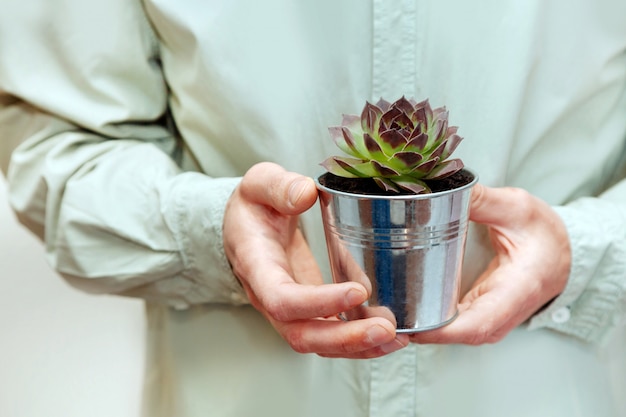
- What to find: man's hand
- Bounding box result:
[410,184,571,345]
[223,162,409,358]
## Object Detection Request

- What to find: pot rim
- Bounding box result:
[314,167,478,201]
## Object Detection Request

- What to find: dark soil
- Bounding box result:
[318,169,475,196]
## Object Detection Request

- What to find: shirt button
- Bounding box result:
[230,292,247,304]
[171,301,190,311]
[551,307,571,324]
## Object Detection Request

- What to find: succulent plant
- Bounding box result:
[321,97,464,194]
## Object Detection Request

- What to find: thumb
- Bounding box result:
[240,162,318,215]
[469,183,529,228]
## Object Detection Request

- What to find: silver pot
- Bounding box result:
[316,170,477,333]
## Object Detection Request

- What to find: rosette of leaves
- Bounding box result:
[321,97,464,194]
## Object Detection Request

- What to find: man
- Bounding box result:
[1,1,625,416]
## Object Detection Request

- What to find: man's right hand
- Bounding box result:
[223,162,409,359]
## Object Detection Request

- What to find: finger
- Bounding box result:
[318,334,409,359]
[240,162,318,215]
[408,304,499,345]
[277,316,401,355]
[341,305,397,325]
[254,263,365,322]
[287,229,325,286]
[230,215,367,322]
[409,267,530,345]
[232,221,368,321]
[330,240,373,295]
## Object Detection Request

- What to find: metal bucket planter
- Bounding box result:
[316,169,477,333]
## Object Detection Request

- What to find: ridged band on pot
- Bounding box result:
[315,169,477,333]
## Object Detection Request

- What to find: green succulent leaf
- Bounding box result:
[375,98,392,112]
[429,119,445,147]
[424,158,464,180]
[389,111,413,130]
[393,177,429,194]
[381,106,402,129]
[433,107,448,122]
[391,151,424,170]
[361,102,383,134]
[440,134,463,160]
[371,160,400,177]
[328,127,360,158]
[363,132,387,160]
[341,114,361,131]
[320,156,360,178]
[393,96,415,116]
[374,177,400,193]
[411,157,440,177]
[428,140,447,161]
[404,131,428,152]
[334,157,381,178]
[379,129,407,153]
[341,129,370,158]
[412,100,432,127]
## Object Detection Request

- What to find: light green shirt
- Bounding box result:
[1,1,626,416]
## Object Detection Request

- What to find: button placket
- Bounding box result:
[371,0,418,100]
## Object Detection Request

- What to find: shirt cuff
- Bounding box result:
[162,173,248,309]
[528,201,626,343]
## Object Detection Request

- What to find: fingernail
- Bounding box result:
[366,324,391,345]
[380,337,407,354]
[288,179,308,207]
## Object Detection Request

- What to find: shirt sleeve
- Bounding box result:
[0,0,248,309]
[528,179,626,343]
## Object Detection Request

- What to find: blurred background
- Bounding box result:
[0,178,145,417]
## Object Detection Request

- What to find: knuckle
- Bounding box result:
[486,324,515,344]
[283,327,309,354]
[241,162,280,195]
[465,323,493,346]
[525,277,544,306]
[337,336,354,353]
[486,331,507,344]
[240,168,259,196]
[506,187,535,219]
[264,294,290,322]
[354,349,383,360]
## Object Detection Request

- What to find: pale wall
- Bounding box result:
[0,178,145,417]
